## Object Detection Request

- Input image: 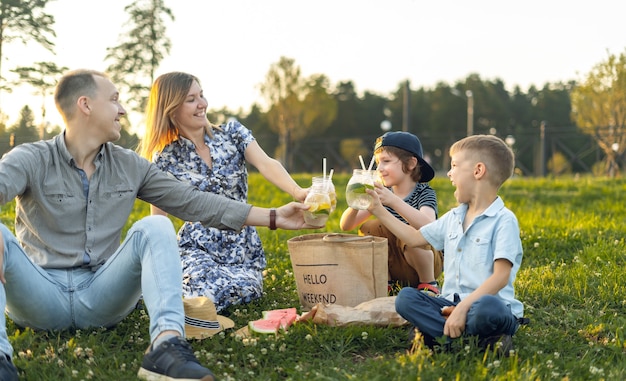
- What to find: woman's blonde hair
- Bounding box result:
[138,71,219,160]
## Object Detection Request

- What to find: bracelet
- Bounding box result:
[269,208,277,230]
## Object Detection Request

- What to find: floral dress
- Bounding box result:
[153,120,265,312]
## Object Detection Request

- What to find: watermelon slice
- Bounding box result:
[249,307,298,334]
[263,307,298,329]
[249,318,282,334]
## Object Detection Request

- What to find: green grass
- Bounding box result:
[3,174,626,380]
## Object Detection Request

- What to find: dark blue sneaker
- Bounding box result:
[479,334,514,357]
[0,354,18,381]
[137,336,215,381]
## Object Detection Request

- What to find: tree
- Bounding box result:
[259,57,337,171]
[8,105,39,146]
[0,111,7,155]
[328,81,370,170]
[238,104,274,160]
[571,50,626,177]
[105,0,174,114]
[0,0,56,105]
[331,81,360,136]
[11,61,68,139]
[259,57,302,169]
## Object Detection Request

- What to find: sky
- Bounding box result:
[2,0,625,132]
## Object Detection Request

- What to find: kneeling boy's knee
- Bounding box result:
[395,287,418,314]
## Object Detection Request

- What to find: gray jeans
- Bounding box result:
[0,215,184,358]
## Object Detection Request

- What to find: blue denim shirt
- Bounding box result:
[420,197,524,317]
[0,133,252,270]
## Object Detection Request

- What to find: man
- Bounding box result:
[0,69,311,381]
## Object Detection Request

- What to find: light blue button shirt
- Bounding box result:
[420,196,524,317]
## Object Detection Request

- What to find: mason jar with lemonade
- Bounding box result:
[345,169,379,210]
[303,177,333,226]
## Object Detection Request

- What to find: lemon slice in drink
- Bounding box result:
[305,193,331,214]
[316,202,331,214]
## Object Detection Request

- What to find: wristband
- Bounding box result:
[269,208,277,230]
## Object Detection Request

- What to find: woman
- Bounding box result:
[139,72,307,312]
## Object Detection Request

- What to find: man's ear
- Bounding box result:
[77,96,91,114]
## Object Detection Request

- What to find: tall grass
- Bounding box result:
[2,174,625,380]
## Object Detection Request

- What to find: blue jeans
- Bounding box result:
[395,287,519,347]
[0,216,184,358]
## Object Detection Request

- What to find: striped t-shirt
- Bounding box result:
[385,182,438,224]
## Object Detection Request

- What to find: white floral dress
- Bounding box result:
[153,121,265,312]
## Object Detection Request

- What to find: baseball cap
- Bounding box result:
[374,131,435,182]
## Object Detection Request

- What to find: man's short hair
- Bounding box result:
[54,69,106,121]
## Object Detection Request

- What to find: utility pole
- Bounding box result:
[539,121,546,177]
[466,90,473,136]
[451,88,474,137]
[402,80,410,132]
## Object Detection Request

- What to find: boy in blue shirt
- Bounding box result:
[367,134,524,354]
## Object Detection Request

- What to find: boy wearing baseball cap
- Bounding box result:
[340,131,442,295]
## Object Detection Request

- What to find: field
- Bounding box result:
[2,174,625,380]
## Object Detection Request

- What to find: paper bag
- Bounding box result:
[287,233,388,310]
[301,296,408,327]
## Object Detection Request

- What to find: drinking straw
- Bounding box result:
[323,157,327,180]
[367,155,375,171]
[359,155,366,170]
[326,169,334,192]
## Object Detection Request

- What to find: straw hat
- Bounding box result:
[183,297,235,339]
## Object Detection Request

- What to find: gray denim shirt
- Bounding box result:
[0,133,252,270]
